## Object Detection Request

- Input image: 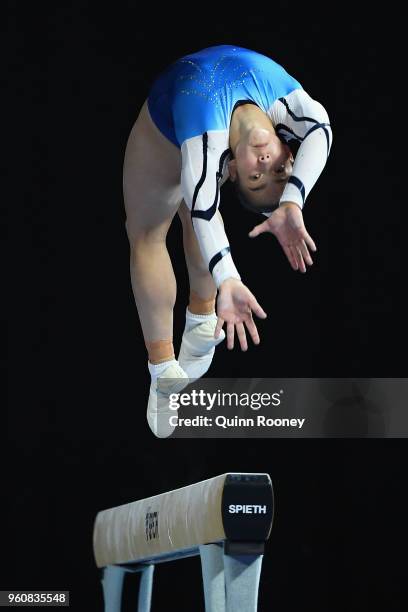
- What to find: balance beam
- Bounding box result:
[93,473,273,611]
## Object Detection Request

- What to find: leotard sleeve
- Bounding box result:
[269,89,333,209]
[180,131,241,288]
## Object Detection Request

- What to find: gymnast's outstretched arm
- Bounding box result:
[250,89,333,271]
[276,89,333,209]
[181,132,267,350]
[181,131,239,288]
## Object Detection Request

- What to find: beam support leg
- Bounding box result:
[137,564,154,612]
[223,553,263,612]
[101,565,125,612]
[199,543,226,612]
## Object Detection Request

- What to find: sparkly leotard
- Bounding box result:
[148,45,332,287]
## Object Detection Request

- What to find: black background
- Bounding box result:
[7,3,407,611]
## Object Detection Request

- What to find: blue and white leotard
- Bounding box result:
[148,45,333,287]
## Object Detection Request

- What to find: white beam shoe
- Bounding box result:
[178,318,225,381]
[147,363,188,438]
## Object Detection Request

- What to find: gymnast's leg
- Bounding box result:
[123,101,188,435]
[178,202,225,380]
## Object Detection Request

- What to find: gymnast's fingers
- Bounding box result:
[299,239,313,266]
[283,244,298,270]
[215,317,224,338]
[226,322,235,350]
[236,322,248,351]
[303,231,317,252]
[244,316,260,345]
[248,296,267,319]
[248,220,270,238]
[293,246,306,273]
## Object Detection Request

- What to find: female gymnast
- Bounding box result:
[123,45,333,435]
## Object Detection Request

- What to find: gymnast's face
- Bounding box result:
[229,129,294,208]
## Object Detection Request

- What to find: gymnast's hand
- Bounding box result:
[248,202,317,273]
[215,279,267,351]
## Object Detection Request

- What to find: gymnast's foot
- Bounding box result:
[178,310,225,381]
[147,360,188,438]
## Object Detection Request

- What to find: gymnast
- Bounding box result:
[123,45,333,434]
